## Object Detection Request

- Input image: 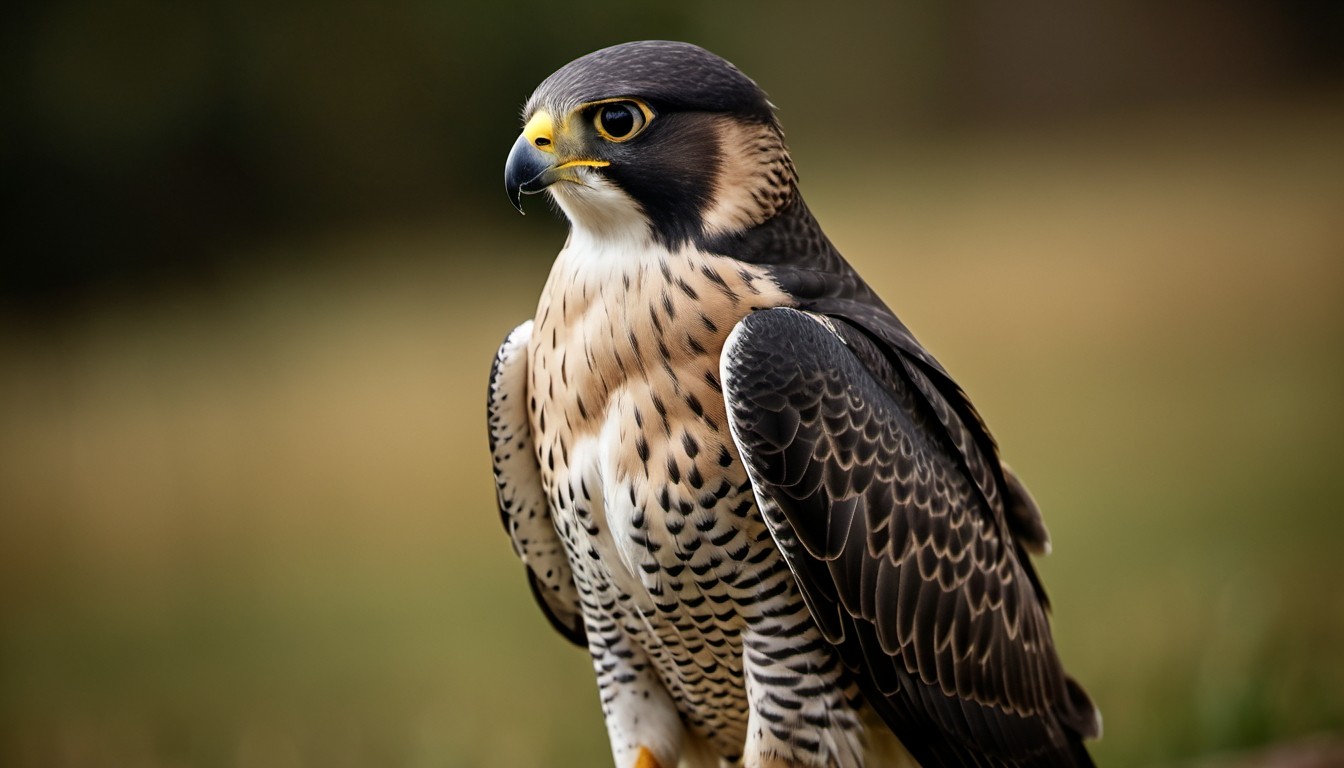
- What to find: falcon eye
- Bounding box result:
[593,101,650,142]
[599,105,635,137]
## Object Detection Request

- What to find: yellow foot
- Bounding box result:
[634,746,664,768]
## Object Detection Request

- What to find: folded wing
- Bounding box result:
[488,321,585,646]
[721,308,1097,767]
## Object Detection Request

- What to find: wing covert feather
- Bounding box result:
[488,321,585,646]
[722,308,1097,767]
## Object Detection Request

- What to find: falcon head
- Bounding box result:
[505,41,797,247]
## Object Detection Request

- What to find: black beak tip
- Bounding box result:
[506,133,557,216]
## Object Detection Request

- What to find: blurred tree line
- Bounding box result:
[2,0,1340,306]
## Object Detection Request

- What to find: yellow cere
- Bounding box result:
[522,111,556,153]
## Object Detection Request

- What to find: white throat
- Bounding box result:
[549,177,652,253]
[546,179,674,296]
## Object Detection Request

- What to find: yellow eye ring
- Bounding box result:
[590,99,654,142]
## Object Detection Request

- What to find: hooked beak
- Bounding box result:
[504,134,558,214]
[504,111,609,213]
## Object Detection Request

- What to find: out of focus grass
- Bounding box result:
[2,97,1342,767]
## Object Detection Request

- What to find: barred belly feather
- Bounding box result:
[527,242,867,767]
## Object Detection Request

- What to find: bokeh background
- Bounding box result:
[3,2,1342,766]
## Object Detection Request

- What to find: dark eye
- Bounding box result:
[599,105,635,137]
[594,101,648,141]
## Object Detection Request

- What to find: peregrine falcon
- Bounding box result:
[488,41,1100,768]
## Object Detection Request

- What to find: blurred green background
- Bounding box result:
[2,2,1342,766]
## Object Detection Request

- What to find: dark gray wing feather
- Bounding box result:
[488,321,585,646]
[704,195,1056,600]
[722,307,1097,767]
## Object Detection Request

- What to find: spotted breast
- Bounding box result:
[526,238,866,766]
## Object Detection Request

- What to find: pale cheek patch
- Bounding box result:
[701,118,797,237]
